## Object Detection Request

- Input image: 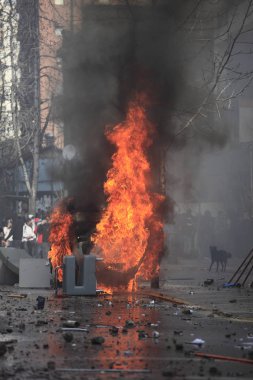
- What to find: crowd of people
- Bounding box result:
[1,206,253,261]
[0,210,50,259]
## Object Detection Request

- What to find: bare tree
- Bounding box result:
[172,0,253,137]
[0,0,63,213]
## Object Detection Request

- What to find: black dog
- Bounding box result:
[209,246,232,272]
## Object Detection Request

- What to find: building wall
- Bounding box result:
[39,0,83,148]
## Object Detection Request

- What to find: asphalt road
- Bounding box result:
[0,255,253,380]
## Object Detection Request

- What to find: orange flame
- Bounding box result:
[92,94,165,286]
[48,199,75,281]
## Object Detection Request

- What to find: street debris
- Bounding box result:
[235,341,253,350]
[124,350,133,356]
[56,368,151,373]
[63,332,73,342]
[204,279,214,286]
[223,282,240,288]
[91,336,105,345]
[0,273,252,379]
[190,338,205,347]
[7,293,27,298]
[109,326,119,336]
[195,352,253,364]
[35,319,48,327]
[150,322,159,327]
[174,330,183,335]
[61,327,89,332]
[138,330,148,339]
[62,320,80,327]
[36,296,45,309]
[175,343,184,351]
[182,308,193,315]
[152,330,160,338]
[125,319,135,328]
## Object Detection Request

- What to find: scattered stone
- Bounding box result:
[109,326,119,336]
[63,332,73,342]
[174,330,183,335]
[91,336,105,345]
[62,320,80,328]
[36,296,45,310]
[175,343,184,351]
[138,330,147,339]
[152,331,160,338]
[182,309,192,315]
[125,320,135,328]
[124,350,133,356]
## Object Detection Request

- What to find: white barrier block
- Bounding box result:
[19,259,50,288]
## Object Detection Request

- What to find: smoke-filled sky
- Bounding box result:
[56,0,253,220]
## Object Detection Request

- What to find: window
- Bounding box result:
[54,0,64,5]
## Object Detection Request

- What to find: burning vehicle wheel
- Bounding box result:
[96,261,138,288]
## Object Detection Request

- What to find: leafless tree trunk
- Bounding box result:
[0,0,60,213]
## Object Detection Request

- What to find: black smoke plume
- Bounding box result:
[55,1,233,215]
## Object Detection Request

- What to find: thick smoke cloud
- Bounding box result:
[56,1,236,216]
